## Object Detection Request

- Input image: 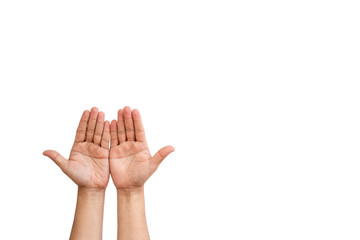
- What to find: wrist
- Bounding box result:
[78,187,106,202]
[78,186,106,192]
[117,186,144,198]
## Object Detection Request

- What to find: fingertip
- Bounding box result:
[123,107,132,119]
[82,110,90,120]
[117,109,123,119]
[43,150,53,157]
[132,109,140,117]
[123,106,131,112]
[104,121,110,130]
[168,146,175,152]
[111,120,117,131]
[91,107,99,113]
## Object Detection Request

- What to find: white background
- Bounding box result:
[0,1,359,239]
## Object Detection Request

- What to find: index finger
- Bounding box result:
[75,110,90,143]
[132,109,146,142]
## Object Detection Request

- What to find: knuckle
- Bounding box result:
[87,128,95,134]
[76,129,86,134]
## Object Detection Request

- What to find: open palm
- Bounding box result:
[44,107,111,189]
[109,107,174,189]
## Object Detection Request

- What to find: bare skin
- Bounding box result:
[110,106,174,240]
[43,107,110,240]
[43,106,174,240]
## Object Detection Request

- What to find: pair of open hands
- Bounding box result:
[43,107,175,190]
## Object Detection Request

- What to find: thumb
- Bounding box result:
[43,150,68,172]
[151,145,175,166]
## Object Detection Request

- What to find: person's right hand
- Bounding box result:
[43,107,111,189]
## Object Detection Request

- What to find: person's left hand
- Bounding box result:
[109,106,174,190]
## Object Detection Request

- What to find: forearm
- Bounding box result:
[117,187,150,240]
[70,188,106,240]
